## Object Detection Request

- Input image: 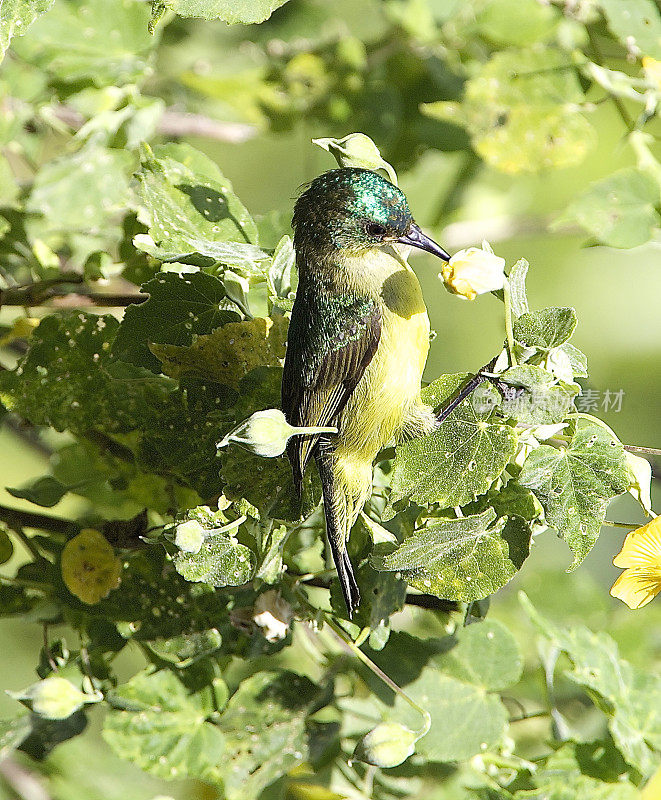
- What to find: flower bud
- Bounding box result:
[253,590,293,642]
[352,721,417,768]
[312,133,398,185]
[625,451,654,516]
[8,676,101,720]
[440,242,506,300]
[174,519,205,554]
[217,408,336,458]
[61,529,121,605]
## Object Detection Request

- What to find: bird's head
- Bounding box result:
[292,167,451,264]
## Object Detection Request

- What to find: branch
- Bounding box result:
[0,278,147,308]
[50,103,257,144]
[0,503,78,535]
[292,574,458,613]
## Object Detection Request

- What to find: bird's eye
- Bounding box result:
[365,221,387,239]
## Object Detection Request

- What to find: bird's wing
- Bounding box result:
[281,286,381,491]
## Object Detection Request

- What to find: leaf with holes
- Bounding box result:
[0,0,54,61]
[103,668,226,783]
[216,670,330,800]
[112,271,234,373]
[518,422,629,567]
[134,143,264,269]
[523,594,661,776]
[174,529,255,588]
[371,509,531,601]
[388,375,517,512]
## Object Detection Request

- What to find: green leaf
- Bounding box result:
[398,670,508,762]
[388,375,517,510]
[554,167,661,249]
[514,307,577,350]
[149,314,288,388]
[432,619,523,692]
[0,716,32,760]
[330,560,407,643]
[522,595,661,777]
[5,312,173,436]
[217,670,330,800]
[134,143,263,266]
[473,0,559,47]
[423,48,595,174]
[146,629,223,668]
[518,422,630,567]
[0,0,54,61]
[103,668,226,783]
[111,271,232,372]
[500,364,578,425]
[514,740,639,799]
[7,476,69,508]
[155,0,291,24]
[371,510,531,602]
[25,142,131,254]
[254,522,288,584]
[174,532,255,588]
[508,258,529,318]
[598,0,661,60]
[548,342,588,382]
[11,0,155,84]
[220,444,300,522]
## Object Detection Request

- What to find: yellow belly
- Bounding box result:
[338,265,430,462]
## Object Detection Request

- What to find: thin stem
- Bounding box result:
[503,278,518,367]
[587,28,635,132]
[11,526,42,561]
[323,614,431,740]
[508,710,550,723]
[624,444,661,457]
[603,520,642,530]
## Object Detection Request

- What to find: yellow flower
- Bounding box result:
[439,242,505,301]
[642,57,661,91]
[610,516,661,609]
[61,529,122,605]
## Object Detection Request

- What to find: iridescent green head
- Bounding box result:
[292,168,450,264]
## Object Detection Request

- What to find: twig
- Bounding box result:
[11,527,42,561]
[623,444,661,457]
[50,103,257,144]
[0,503,78,535]
[322,613,431,739]
[83,430,136,464]
[603,520,643,530]
[291,574,458,613]
[0,758,51,800]
[587,28,635,132]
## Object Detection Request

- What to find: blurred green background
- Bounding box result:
[1,0,660,796]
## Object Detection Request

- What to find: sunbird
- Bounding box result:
[281,168,452,616]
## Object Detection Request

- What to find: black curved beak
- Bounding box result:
[397,223,451,262]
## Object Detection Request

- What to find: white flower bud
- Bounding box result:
[217,408,336,458]
[253,590,293,642]
[440,242,506,300]
[312,133,398,184]
[352,721,417,768]
[174,520,205,554]
[8,676,101,720]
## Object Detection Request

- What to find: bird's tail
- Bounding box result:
[315,442,372,617]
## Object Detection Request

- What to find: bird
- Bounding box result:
[281,167,452,617]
